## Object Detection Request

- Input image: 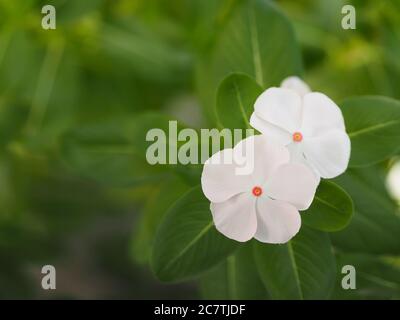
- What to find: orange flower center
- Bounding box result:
[252,186,263,197]
[293,131,303,142]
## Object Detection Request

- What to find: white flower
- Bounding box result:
[281,76,311,97]
[201,135,318,243]
[250,76,351,179]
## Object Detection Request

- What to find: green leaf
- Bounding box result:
[197,0,302,123]
[24,45,80,150]
[332,254,400,300]
[0,31,42,100]
[253,226,336,300]
[211,0,303,87]
[216,73,263,130]
[131,176,190,265]
[0,102,29,149]
[200,242,268,299]
[102,24,191,83]
[151,186,239,282]
[60,117,163,187]
[52,0,104,23]
[60,113,198,187]
[331,165,400,255]
[303,180,354,232]
[341,96,400,167]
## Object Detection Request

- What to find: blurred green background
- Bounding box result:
[0,0,399,299]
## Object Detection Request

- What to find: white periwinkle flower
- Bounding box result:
[250,76,351,179]
[281,76,311,97]
[201,135,318,244]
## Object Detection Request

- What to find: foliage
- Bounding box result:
[0,0,399,299]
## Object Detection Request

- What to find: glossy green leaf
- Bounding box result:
[151,186,239,282]
[197,0,302,123]
[254,226,336,300]
[211,0,303,86]
[200,242,268,299]
[131,176,190,265]
[331,165,400,255]
[303,180,354,232]
[216,73,263,130]
[341,96,400,167]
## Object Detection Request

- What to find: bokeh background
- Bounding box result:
[0,0,399,299]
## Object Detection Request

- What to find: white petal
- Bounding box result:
[265,163,319,210]
[250,112,292,145]
[201,148,253,203]
[254,87,302,132]
[234,135,290,185]
[211,193,257,242]
[280,76,311,97]
[301,92,345,136]
[386,160,400,201]
[254,198,301,244]
[302,130,351,179]
[287,142,321,184]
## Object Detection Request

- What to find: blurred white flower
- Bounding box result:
[250,76,351,179]
[201,135,318,244]
[386,160,400,203]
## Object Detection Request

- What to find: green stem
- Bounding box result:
[26,40,64,135]
[227,255,238,299]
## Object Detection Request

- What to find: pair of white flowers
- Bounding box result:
[201,76,351,244]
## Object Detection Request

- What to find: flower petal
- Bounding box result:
[302,129,351,179]
[201,148,253,203]
[265,163,319,210]
[211,193,257,242]
[254,198,301,244]
[301,92,345,136]
[234,135,290,185]
[287,142,321,184]
[250,112,292,145]
[254,88,302,132]
[280,76,311,97]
